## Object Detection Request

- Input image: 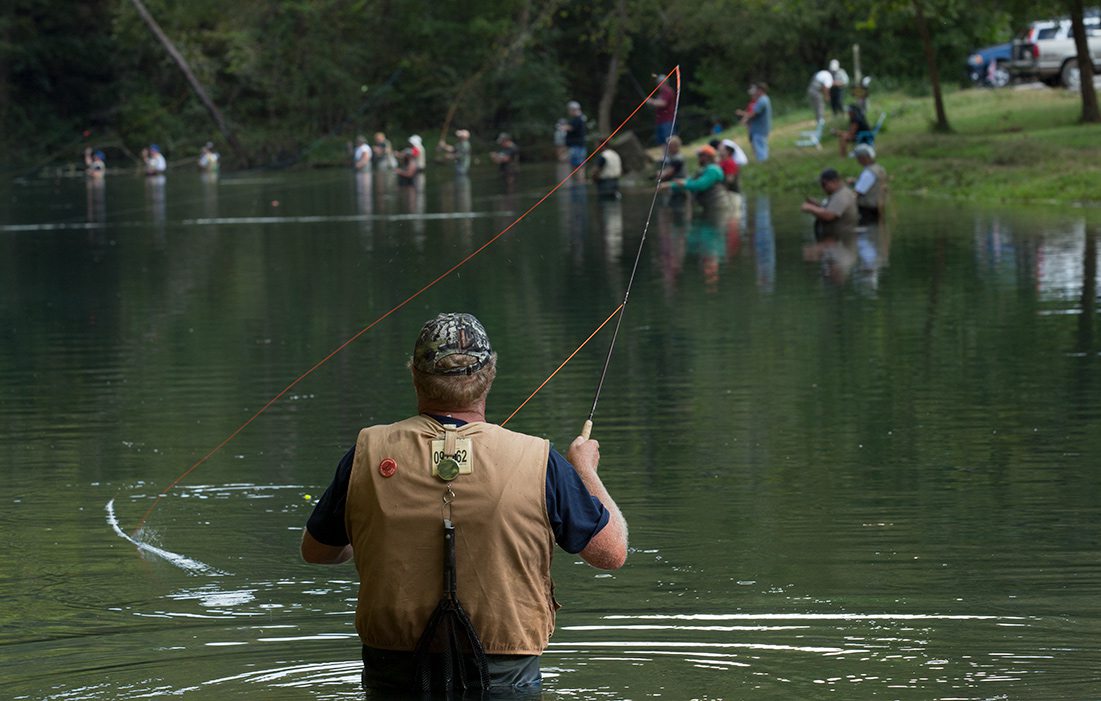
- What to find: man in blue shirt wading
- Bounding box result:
[300,312,628,693]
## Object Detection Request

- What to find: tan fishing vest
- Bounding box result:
[598,149,623,179]
[345,415,556,655]
[859,163,887,209]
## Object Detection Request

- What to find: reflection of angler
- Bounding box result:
[753,195,776,292]
[601,200,624,260]
[85,177,106,224]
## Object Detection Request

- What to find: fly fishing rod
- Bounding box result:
[581,66,681,440]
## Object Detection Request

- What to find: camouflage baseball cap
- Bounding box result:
[412,313,494,375]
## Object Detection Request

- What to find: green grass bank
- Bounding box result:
[712,86,1101,206]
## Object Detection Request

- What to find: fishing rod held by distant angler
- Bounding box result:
[580,65,681,442]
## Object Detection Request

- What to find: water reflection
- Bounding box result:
[854,223,890,293]
[564,175,588,268]
[599,199,623,261]
[657,191,688,296]
[439,175,473,245]
[145,173,167,246]
[656,190,742,293]
[753,195,775,293]
[399,173,427,245]
[1036,218,1091,301]
[85,174,106,224]
[803,221,892,289]
[355,171,374,249]
[200,171,220,218]
[1078,230,1097,355]
[4,172,1101,700]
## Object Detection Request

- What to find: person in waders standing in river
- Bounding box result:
[300,312,628,694]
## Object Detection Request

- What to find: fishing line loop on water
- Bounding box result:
[130,66,681,535]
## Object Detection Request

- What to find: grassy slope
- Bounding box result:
[715,86,1101,205]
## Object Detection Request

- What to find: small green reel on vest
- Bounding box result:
[436,456,461,482]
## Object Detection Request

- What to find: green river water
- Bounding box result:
[1,163,1099,700]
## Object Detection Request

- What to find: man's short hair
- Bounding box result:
[820,168,841,183]
[410,355,497,407]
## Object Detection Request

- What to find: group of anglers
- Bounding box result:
[75,89,883,697]
[353,130,519,185]
[353,96,645,199]
[801,143,887,237]
[82,142,220,178]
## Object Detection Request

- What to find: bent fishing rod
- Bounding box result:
[581,66,681,440]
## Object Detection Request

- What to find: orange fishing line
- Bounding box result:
[499,303,624,428]
[133,66,680,533]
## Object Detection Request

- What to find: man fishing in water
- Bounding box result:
[300,312,628,693]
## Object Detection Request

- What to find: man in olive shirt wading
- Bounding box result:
[300,312,628,693]
[801,168,858,241]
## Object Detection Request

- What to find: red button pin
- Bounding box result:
[378,458,397,478]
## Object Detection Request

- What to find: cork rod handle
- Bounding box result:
[580,419,593,440]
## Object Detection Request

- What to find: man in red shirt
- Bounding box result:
[717,139,740,193]
[647,73,677,145]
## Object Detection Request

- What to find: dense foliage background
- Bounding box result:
[1,0,1033,170]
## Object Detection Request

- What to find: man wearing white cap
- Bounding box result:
[807,67,833,124]
[851,144,886,225]
[408,135,427,172]
[721,138,748,167]
[717,140,742,193]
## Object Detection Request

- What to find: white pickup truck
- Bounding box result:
[1010,16,1101,89]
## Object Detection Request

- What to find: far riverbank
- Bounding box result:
[696,85,1101,207]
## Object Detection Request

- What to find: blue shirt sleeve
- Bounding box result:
[545,447,610,553]
[305,446,355,547]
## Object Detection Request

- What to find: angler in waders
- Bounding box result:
[660,145,732,219]
[300,312,628,693]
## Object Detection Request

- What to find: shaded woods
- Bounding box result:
[0,0,1064,169]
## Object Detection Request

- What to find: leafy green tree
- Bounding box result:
[0,0,117,163]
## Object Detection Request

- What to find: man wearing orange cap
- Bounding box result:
[660,145,728,214]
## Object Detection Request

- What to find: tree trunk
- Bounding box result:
[128,0,250,165]
[597,54,620,138]
[597,0,628,137]
[0,16,7,134]
[913,0,951,133]
[437,0,562,143]
[1069,0,1101,122]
